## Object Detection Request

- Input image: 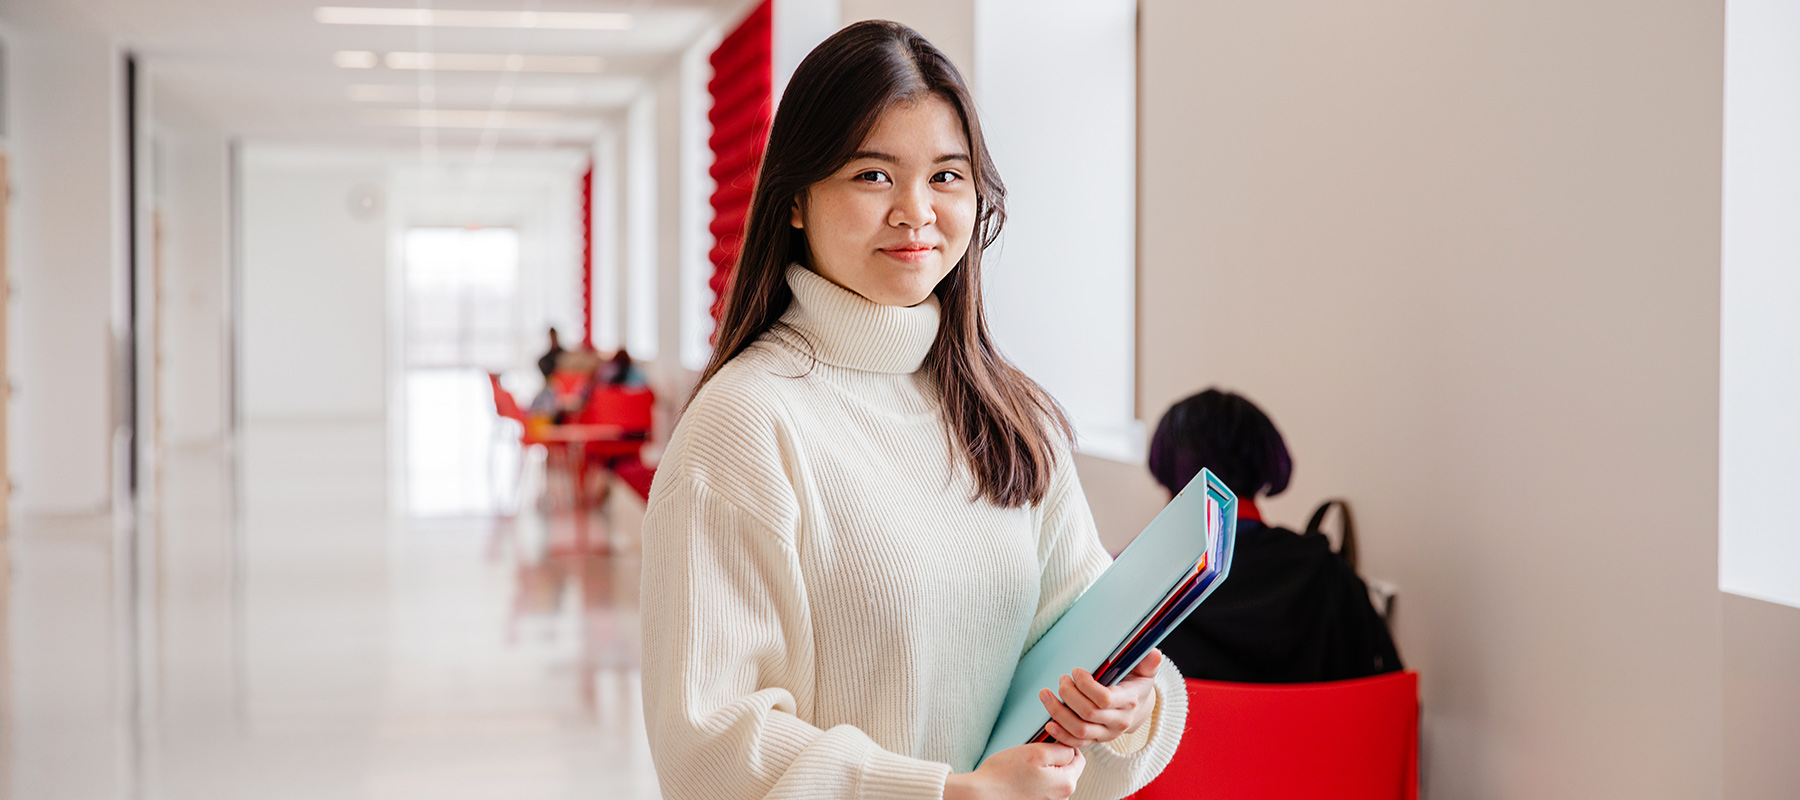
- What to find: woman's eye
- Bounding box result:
[856,170,889,183]
[932,171,961,184]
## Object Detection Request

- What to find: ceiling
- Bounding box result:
[37,0,754,152]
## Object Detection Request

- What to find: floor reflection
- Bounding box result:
[0,419,659,800]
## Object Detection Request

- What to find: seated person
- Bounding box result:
[1149,388,1402,683]
[527,345,604,424]
[536,327,565,379]
[598,348,647,389]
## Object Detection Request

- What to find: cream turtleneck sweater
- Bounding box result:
[641,265,1186,800]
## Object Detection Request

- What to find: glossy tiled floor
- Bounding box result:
[0,408,659,798]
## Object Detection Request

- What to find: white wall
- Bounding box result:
[152,88,231,446]
[592,125,623,351]
[1719,0,1800,611]
[679,29,722,373]
[239,149,388,422]
[1129,1,1726,796]
[5,11,123,514]
[974,0,1138,459]
[624,91,659,360]
[654,68,684,387]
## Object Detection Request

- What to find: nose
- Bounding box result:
[887,181,936,229]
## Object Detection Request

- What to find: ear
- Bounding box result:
[790,196,805,229]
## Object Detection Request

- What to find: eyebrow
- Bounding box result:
[848,150,972,165]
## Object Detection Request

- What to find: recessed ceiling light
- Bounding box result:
[384,51,604,74]
[316,6,630,31]
[333,50,379,69]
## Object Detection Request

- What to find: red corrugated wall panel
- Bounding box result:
[581,163,594,345]
[706,0,773,331]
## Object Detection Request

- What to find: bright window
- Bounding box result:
[404,227,521,370]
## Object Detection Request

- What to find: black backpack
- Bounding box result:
[1157,499,1403,684]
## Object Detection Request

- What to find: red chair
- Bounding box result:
[575,386,658,501]
[488,373,532,435]
[488,372,557,511]
[1127,671,1419,800]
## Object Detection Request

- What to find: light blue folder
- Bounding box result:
[978,468,1238,765]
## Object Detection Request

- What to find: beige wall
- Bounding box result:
[5,9,123,514]
[1722,594,1800,799]
[1127,0,1729,795]
[841,0,975,80]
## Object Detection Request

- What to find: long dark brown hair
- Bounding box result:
[694,20,1070,508]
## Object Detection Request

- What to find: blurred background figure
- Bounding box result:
[599,349,647,389]
[1148,389,1401,683]
[538,327,566,379]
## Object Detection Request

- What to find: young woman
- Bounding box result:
[641,21,1185,800]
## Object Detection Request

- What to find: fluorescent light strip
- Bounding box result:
[316,6,630,30]
[384,51,604,73]
[334,50,379,69]
[364,109,569,129]
[347,84,586,106]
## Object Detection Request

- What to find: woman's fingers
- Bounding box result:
[1059,674,1105,719]
[1039,688,1109,745]
[1069,669,1116,712]
[1043,720,1093,749]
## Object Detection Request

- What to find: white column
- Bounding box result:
[624,91,659,359]
[680,26,724,373]
[772,0,842,104]
[592,125,623,352]
[1721,0,1800,610]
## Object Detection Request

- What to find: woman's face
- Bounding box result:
[792,94,977,307]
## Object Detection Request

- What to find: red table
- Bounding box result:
[535,423,628,552]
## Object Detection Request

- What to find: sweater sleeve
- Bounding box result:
[1028,449,1188,800]
[640,473,953,800]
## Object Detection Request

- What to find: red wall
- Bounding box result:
[705,0,773,330]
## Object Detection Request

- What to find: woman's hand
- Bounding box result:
[1036,649,1163,749]
[942,743,1084,800]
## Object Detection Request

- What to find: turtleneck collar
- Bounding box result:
[777,264,941,375]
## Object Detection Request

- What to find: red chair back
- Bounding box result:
[488,373,527,424]
[549,371,589,404]
[1128,672,1418,800]
[579,386,654,432]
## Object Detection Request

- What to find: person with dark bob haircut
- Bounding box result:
[639,20,1185,800]
[1147,388,1293,505]
[1146,389,1401,684]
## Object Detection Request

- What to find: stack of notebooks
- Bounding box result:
[979,468,1238,765]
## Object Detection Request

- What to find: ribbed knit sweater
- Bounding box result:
[640,265,1186,800]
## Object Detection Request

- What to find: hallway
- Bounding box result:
[1,423,658,799]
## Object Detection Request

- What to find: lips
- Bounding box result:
[878,241,936,263]
[879,244,936,263]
